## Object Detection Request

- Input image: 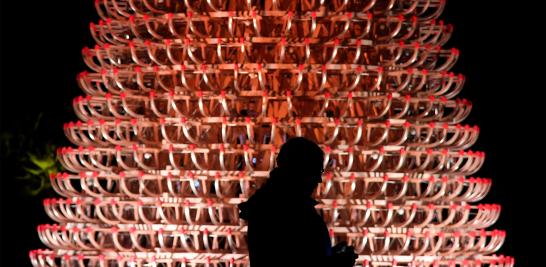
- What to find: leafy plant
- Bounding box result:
[19,144,62,195]
[0,112,64,196]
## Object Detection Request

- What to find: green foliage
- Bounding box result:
[19,145,61,195]
[0,113,64,196]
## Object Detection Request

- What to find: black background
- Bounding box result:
[1,1,545,266]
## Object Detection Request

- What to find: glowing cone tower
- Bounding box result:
[31,0,513,266]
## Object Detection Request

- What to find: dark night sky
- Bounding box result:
[1,1,545,266]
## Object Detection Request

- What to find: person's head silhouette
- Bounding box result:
[274,137,325,197]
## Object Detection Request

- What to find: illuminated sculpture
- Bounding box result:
[30,0,513,266]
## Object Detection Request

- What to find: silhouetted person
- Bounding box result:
[238,137,357,267]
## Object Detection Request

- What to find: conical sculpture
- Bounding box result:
[30,1,513,266]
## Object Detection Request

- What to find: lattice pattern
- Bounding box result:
[30,0,513,266]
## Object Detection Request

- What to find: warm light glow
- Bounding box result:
[30,1,512,266]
